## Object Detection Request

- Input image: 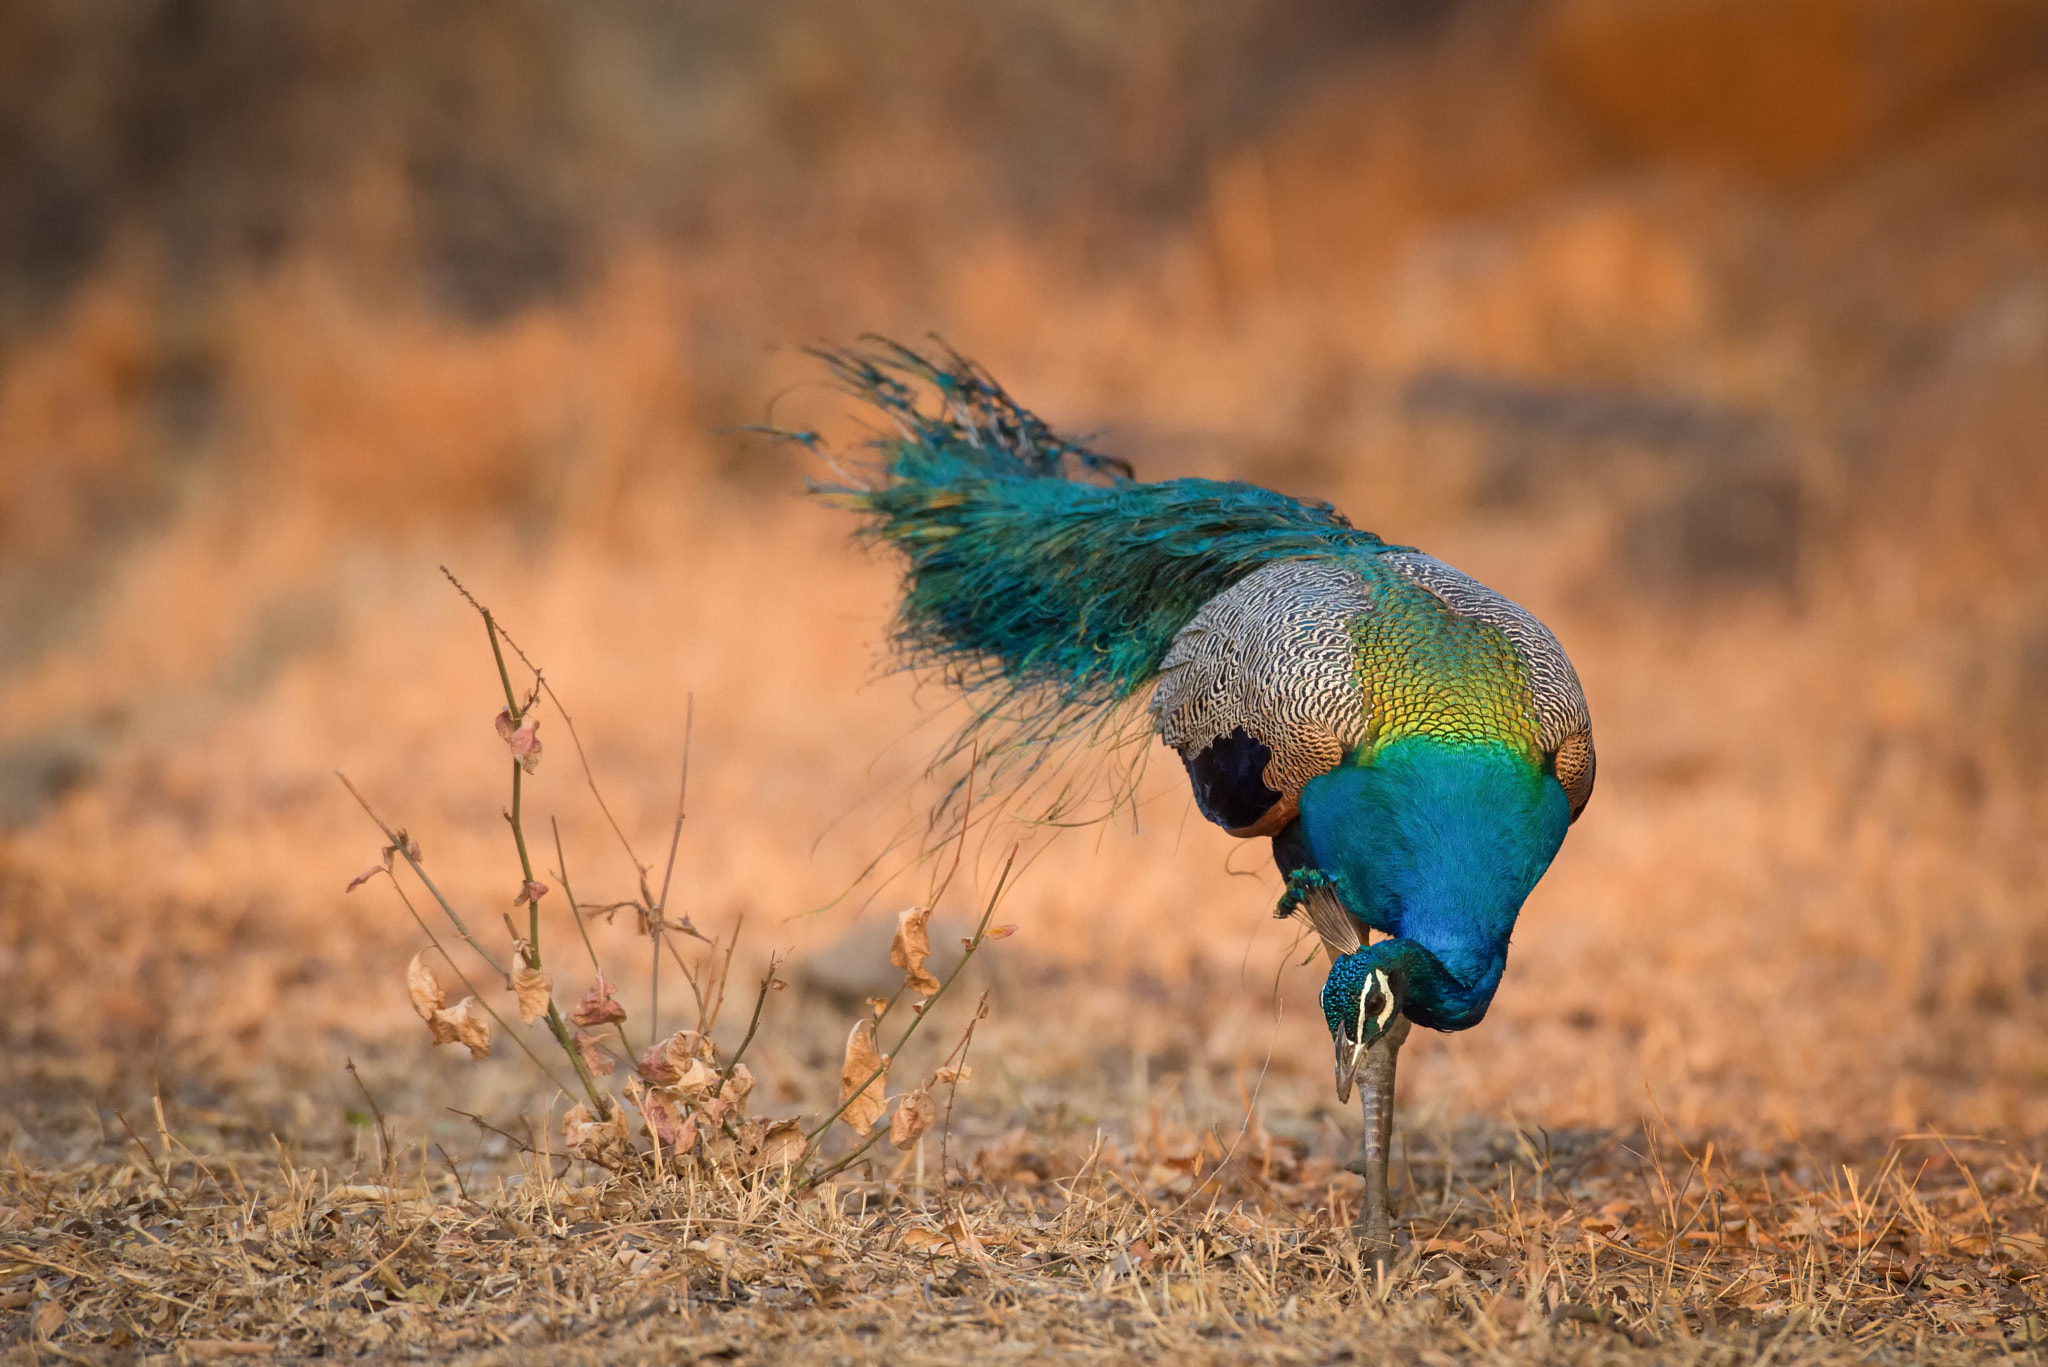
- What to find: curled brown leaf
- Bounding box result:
[406,951,447,1021]
[345,864,385,893]
[509,720,542,774]
[929,1064,973,1088]
[719,1062,755,1114]
[574,1032,616,1078]
[511,966,552,1024]
[434,998,492,1059]
[637,1044,677,1085]
[512,880,548,907]
[563,1100,631,1163]
[653,1101,699,1155]
[570,974,626,1027]
[759,1119,805,1170]
[668,1056,720,1099]
[657,1029,717,1071]
[888,1087,937,1149]
[838,1019,890,1136]
[891,905,941,996]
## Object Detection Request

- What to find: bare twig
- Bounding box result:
[344,1059,394,1181]
[649,696,695,1045]
[442,565,647,882]
[710,955,783,1101]
[336,772,505,978]
[552,818,635,1062]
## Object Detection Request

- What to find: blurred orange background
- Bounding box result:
[3,0,2046,1148]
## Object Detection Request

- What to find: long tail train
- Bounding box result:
[813,342,1391,810]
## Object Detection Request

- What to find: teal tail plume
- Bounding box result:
[813,341,1393,818]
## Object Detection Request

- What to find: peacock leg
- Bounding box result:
[1346,1015,1411,1264]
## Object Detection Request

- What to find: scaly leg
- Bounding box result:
[1345,1015,1410,1265]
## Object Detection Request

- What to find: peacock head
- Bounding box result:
[1322,952,1400,1103]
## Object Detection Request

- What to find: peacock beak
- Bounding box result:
[1333,1025,1368,1103]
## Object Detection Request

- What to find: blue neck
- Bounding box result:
[1299,737,1570,1030]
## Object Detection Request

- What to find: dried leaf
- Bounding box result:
[660,1029,718,1068]
[838,1019,890,1136]
[406,951,447,1020]
[668,1057,720,1099]
[345,864,385,893]
[759,1118,805,1170]
[891,905,942,996]
[494,707,518,741]
[512,880,548,907]
[637,1045,677,1085]
[889,1087,938,1149]
[929,1064,973,1088]
[667,1106,708,1147]
[640,1087,689,1148]
[509,720,543,774]
[563,1100,631,1163]
[511,966,552,1024]
[574,1032,616,1077]
[898,1225,951,1254]
[864,996,889,1018]
[570,973,626,1027]
[944,1214,988,1264]
[985,923,1018,940]
[433,998,492,1059]
[719,1062,755,1113]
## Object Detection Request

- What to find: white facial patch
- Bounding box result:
[1370,969,1396,1032]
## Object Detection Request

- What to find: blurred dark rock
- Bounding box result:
[789,912,980,1012]
[1620,467,1803,597]
[0,729,100,830]
[413,156,582,324]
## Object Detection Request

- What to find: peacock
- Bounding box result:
[814,343,1594,1254]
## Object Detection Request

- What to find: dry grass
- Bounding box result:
[6,1097,2048,1362]
[5,3,2048,1360]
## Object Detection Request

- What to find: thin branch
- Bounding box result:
[442,565,647,881]
[345,1059,395,1180]
[656,696,693,913]
[479,610,543,962]
[711,955,782,1102]
[553,817,634,1062]
[336,772,505,978]
[701,914,742,1036]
